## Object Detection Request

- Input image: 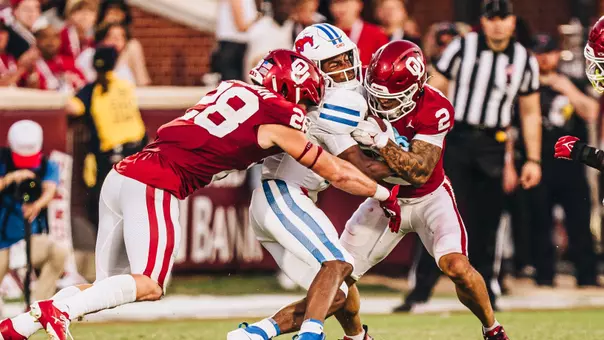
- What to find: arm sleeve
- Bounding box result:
[518,54,540,96]
[314,88,367,134]
[413,131,447,148]
[43,160,60,185]
[435,37,462,80]
[570,142,604,171]
[313,132,358,156]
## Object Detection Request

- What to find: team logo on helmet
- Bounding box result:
[295,36,314,53]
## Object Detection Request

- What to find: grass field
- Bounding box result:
[28,309,604,340]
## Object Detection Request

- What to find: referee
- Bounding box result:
[398,0,542,311]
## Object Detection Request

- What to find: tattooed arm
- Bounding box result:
[339,145,394,181]
[378,139,442,187]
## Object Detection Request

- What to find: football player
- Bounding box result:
[0,49,401,340]
[554,16,604,170]
[338,41,510,340]
[228,24,391,340]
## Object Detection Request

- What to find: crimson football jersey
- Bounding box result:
[386,84,454,198]
[116,80,307,199]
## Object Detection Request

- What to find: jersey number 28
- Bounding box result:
[182,82,259,138]
[183,82,306,137]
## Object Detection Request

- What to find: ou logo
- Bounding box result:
[291,59,311,84]
[406,56,425,79]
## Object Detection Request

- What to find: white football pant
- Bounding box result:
[96,169,181,293]
[341,178,468,280]
[250,179,353,293]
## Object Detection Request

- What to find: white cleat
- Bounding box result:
[227,324,267,340]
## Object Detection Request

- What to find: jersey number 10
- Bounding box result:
[182,82,306,137]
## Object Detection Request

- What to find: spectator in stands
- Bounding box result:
[24,18,85,91]
[214,0,261,80]
[329,0,388,66]
[374,0,421,46]
[96,0,150,85]
[244,0,296,82]
[0,19,37,85]
[423,22,463,65]
[76,22,136,84]
[39,0,68,28]
[59,0,96,59]
[1,0,40,58]
[291,0,325,38]
[67,46,146,225]
[0,120,68,301]
[96,0,128,26]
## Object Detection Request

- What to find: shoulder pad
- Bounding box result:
[315,88,367,134]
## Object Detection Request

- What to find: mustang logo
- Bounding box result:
[295,36,314,53]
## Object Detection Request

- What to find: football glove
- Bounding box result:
[352,117,390,149]
[554,135,580,160]
[379,185,402,233]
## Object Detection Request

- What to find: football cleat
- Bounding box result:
[342,324,374,340]
[0,318,26,340]
[483,325,510,340]
[30,300,73,340]
[293,333,325,340]
[227,322,268,340]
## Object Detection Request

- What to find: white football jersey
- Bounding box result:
[261,87,367,200]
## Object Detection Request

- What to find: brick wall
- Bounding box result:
[129,7,216,86]
[407,0,455,33]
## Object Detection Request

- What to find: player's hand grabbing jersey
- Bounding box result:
[116,80,308,199]
[261,87,367,197]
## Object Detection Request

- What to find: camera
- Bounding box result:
[14,178,42,204]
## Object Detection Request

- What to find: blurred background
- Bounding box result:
[0,0,603,328]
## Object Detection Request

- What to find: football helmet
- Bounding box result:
[249,49,325,106]
[364,40,427,122]
[293,23,362,90]
[585,16,604,93]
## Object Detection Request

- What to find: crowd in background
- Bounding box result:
[0,0,150,91]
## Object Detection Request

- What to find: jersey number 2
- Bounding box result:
[183,82,259,138]
[435,108,451,132]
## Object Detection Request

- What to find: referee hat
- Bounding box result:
[482,0,513,18]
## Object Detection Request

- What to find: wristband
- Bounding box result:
[526,158,541,165]
[570,141,587,162]
[372,185,390,201]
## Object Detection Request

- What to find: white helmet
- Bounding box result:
[293,23,362,90]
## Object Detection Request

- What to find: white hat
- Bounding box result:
[8,120,43,156]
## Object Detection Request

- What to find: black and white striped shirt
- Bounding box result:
[435,31,539,129]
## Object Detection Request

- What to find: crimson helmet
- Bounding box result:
[585,16,604,93]
[364,40,427,122]
[249,49,325,106]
